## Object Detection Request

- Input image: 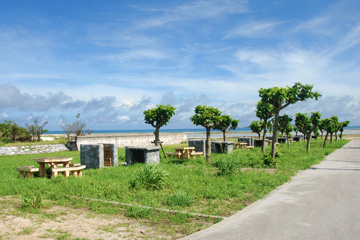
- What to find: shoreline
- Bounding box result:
[43,129,360,140]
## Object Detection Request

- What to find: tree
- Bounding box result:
[339,121,350,139]
[258,82,321,161]
[144,105,176,146]
[73,113,86,136]
[60,113,86,139]
[318,121,326,139]
[250,120,263,139]
[190,105,222,163]
[278,114,293,147]
[256,101,274,152]
[295,112,321,152]
[320,118,332,148]
[214,115,239,141]
[26,118,48,142]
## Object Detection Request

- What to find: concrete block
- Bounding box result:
[211,141,234,154]
[278,137,287,143]
[125,146,160,165]
[80,144,104,169]
[254,139,267,148]
[188,139,205,156]
[238,137,254,146]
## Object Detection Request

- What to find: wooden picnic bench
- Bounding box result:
[16,165,39,178]
[51,165,86,178]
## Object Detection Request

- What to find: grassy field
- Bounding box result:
[0,138,349,238]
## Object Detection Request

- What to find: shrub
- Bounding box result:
[214,159,237,176]
[166,192,194,207]
[129,164,168,190]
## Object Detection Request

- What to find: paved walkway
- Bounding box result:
[182,139,360,240]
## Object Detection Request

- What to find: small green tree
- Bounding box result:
[278,114,293,147]
[144,105,176,146]
[250,120,263,139]
[320,117,338,148]
[258,83,321,161]
[190,105,222,163]
[295,112,321,152]
[339,121,350,139]
[256,101,274,152]
[214,115,239,141]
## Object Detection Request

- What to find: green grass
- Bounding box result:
[0,139,349,235]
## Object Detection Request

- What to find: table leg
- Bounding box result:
[39,163,46,178]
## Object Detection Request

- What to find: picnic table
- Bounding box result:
[34,156,73,177]
[174,147,195,159]
[239,142,248,149]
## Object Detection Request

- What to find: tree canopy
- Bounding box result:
[214,115,239,141]
[144,104,176,146]
[258,82,321,161]
[190,105,222,163]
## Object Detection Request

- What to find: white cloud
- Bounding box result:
[117,115,130,121]
[2,113,8,118]
[223,21,283,39]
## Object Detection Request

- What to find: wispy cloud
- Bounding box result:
[223,21,283,39]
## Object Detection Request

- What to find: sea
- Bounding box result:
[45,126,360,135]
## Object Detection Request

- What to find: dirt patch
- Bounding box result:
[0,196,189,240]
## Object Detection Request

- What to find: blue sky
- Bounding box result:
[0,0,359,131]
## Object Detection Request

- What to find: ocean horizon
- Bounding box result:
[45,126,360,135]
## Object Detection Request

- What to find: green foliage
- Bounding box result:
[190,105,222,129]
[144,104,176,128]
[214,159,237,176]
[213,115,240,141]
[0,120,31,142]
[190,105,222,163]
[262,153,274,167]
[166,192,194,207]
[278,114,293,137]
[258,83,321,159]
[129,164,169,190]
[250,120,263,138]
[144,104,176,145]
[126,206,153,219]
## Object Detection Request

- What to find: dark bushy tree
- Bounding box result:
[295,112,321,152]
[214,115,239,141]
[144,105,176,146]
[256,101,274,152]
[190,105,222,163]
[258,83,321,162]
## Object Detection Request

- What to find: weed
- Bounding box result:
[129,164,168,190]
[214,159,237,176]
[21,192,42,209]
[166,192,194,207]
[17,227,33,235]
[126,206,153,219]
[262,153,274,167]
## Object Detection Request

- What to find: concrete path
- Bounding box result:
[182,139,360,240]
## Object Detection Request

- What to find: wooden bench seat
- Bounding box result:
[166,152,182,158]
[51,165,86,178]
[246,146,255,150]
[190,152,204,157]
[16,166,39,178]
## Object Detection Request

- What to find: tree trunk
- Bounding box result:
[323,132,329,148]
[271,111,280,161]
[340,130,343,139]
[154,127,160,146]
[306,133,311,152]
[205,127,211,164]
[335,132,338,141]
[222,130,226,142]
[258,133,261,139]
[262,121,268,153]
[287,134,290,147]
[330,133,333,144]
